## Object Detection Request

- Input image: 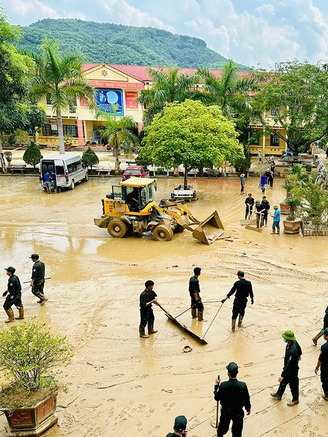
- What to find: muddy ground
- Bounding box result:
[0,172,327,437]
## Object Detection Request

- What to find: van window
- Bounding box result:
[42,162,54,174]
[67,159,82,173]
[55,165,64,175]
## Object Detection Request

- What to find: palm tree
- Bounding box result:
[138,67,198,126]
[28,38,95,154]
[197,60,255,118]
[99,104,139,164]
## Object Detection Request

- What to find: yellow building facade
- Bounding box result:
[36,63,145,148]
[35,63,288,158]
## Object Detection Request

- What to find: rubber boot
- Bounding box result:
[312,332,322,346]
[232,319,236,332]
[198,311,203,321]
[148,324,158,334]
[238,316,243,328]
[40,296,48,305]
[5,309,15,323]
[139,327,149,338]
[15,307,24,320]
[191,308,197,319]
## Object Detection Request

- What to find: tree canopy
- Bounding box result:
[98,106,139,161]
[197,60,255,118]
[252,60,328,153]
[27,38,95,154]
[138,99,243,187]
[0,12,45,153]
[138,67,200,125]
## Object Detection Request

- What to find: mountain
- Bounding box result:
[18,19,248,70]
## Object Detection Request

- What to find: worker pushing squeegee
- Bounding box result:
[220,270,254,332]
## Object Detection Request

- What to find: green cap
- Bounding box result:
[282,330,295,341]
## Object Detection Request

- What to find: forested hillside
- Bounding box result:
[18,19,248,69]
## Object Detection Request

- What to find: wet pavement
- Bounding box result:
[0,172,327,436]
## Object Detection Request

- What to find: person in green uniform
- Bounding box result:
[3,266,24,322]
[166,415,187,437]
[214,362,251,437]
[139,280,158,338]
[312,306,328,346]
[271,330,302,406]
[314,327,328,401]
[221,271,254,332]
[188,267,204,321]
[30,254,48,305]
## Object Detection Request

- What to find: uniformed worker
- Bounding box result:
[214,362,251,437]
[3,266,24,323]
[30,254,48,305]
[271,330,302,406]
[221,271,254,332]
[312,305,328,346]
[166,415,187,437]
[189,267,204,321]
[314,327,328,401]
[139,280,158,338]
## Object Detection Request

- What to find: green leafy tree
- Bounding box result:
[23,141,43,169]
[138,99,243,188]
[82,146,99,169]
[252,60,328,154]
[197,60,255,118]
[27,38,95,154]
[138,67,199,125]
[0,11,34,154]
[98,105,139,160]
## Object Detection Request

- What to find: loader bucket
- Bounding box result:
[192,210,224,244]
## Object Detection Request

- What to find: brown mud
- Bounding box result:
[0,174,327,436]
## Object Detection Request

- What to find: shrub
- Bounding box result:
[82,146,99,169]
[0,319,73,408]
[23,141,42,169]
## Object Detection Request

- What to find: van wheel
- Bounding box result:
[153,225,173,241]
[108,219,128,238]
[70,180,75,190]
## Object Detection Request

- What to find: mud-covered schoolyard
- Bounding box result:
[0,173,327,437]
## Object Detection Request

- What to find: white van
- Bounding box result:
[39,154,88,191]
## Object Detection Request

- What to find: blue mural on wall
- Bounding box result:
[96,89,124,115]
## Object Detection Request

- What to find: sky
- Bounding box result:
[1,0,328,69]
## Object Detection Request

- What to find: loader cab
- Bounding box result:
[120,177,156,214]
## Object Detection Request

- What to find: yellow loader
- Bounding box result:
[94,177,224,244]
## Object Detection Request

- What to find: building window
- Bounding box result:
[270,133,280,146]
[271,107,279,116]
[46,94,52,105]
[42,124,77,137]
[63,125,78,137]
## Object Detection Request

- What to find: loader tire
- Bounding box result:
[108,219,128,238]
[153,225,173,241]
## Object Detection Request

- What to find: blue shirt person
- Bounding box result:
[271,206,280,234]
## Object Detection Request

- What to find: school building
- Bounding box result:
[35,63,287,157]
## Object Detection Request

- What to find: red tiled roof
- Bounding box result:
[82,63,249,82]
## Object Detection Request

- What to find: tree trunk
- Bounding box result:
[184,169,188,190]
[57,116,65,154]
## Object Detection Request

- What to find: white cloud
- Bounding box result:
[255,3,275,17]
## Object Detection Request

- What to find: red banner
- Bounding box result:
[125,92,139,109]
[89,80,144,90]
